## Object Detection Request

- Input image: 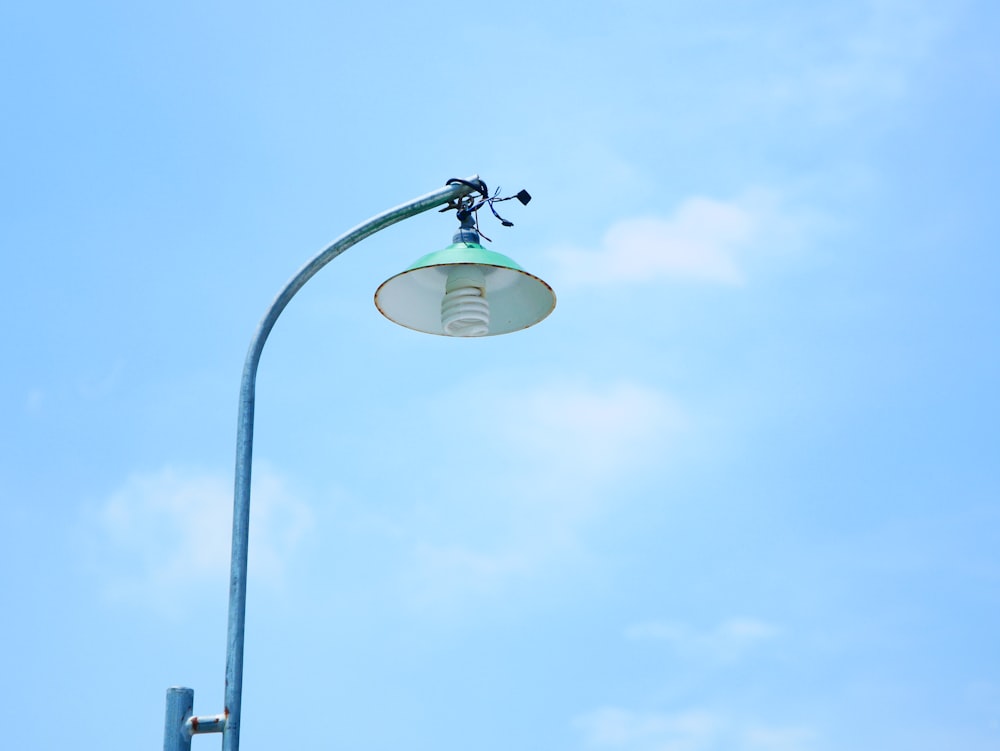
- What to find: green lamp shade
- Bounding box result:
[375,242,556,337]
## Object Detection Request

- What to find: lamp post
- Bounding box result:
[163,175,555,751]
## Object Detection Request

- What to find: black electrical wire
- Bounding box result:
[441,179,531,239]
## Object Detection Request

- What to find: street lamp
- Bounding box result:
[163,175,555,751]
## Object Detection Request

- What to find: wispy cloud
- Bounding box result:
[549,191,786,288]
[821,0,949,106]
[492,379,681,496]
[85,464,313,615]
[745,0,952,124]
[742,724,818,751]
[574,706,816,751]
[398,378,682,607]
[626,617,781,664]
[576,707,720,751]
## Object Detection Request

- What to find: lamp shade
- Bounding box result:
[375,242,556,336]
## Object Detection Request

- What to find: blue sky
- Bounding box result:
[2,1,998,749]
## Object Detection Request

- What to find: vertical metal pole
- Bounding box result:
[164,687,194,751]
[218,177,483,751]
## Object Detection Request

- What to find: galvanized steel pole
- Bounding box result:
[163,176,484,751]
[163,687,193,751]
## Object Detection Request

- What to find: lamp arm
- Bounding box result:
[163,175,484,751]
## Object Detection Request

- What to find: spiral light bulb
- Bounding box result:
[441,266,490,337]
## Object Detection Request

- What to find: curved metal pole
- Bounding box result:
[163,176,483,751]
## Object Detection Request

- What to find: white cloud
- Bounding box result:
[574,706,816,751]
[87,465,313,615]
[426,377,682,522]
[826,0,949,103]
[494,380,680,494]
[576,707,720,751]
[398,379,683,607]
[743,725,818,751]
[625,617,780,663]
[747,0,951,124]
[549,192,784,288]
[408,544,533,602]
